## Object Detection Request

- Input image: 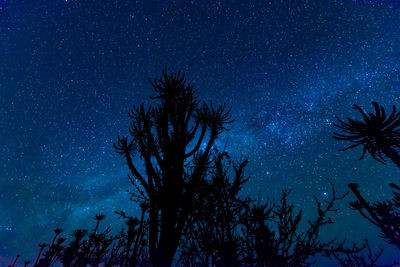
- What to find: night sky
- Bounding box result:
[1,0,400,264]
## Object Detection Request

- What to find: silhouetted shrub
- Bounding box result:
[11,74,393,267]
[178,151,373,267]
[18,212,149,267]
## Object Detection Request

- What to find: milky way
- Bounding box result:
[1,0,400,264]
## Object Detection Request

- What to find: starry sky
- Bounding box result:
[1,0,400,264]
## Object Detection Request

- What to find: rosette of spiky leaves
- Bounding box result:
[334,102,400,163]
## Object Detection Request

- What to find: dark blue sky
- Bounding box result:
[1,0,400,264]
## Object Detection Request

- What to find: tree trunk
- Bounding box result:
[149,201,161,266]
[151,249,174,267]
[150,180,181,267]
[152,221,177,266]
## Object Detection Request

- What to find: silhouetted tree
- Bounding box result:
[334,101,400,249]
[242,180,348,267]
[334,102,400,167]
[114,69,232,266]
[347,182,400,250]
[179,151,250,266]
[14,75,394,267]
[333,101,400,265]
[23,212,148,267]
[178,151,355,267]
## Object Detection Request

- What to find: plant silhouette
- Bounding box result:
[348,182,400,250]
[179,151,250,266]
[334,102,400,167]
[328,239,398,267]
[11,211,149,267]
[334,101,400,265]
[114,69,233,266]
[178,151,371,267]
[11,72,394,267]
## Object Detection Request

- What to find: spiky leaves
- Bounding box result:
[334,102,400,166]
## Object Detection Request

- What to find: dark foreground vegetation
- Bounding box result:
[9,70,400,266]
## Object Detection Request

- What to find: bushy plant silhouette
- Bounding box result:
[178,151,372,267]
[10,212,148,267]
[178,151,250,266]
[334,101,400,265]
[348,182,400,250]
[114,69,233,266]
[12,71,393,266]
[334,102,400,167]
